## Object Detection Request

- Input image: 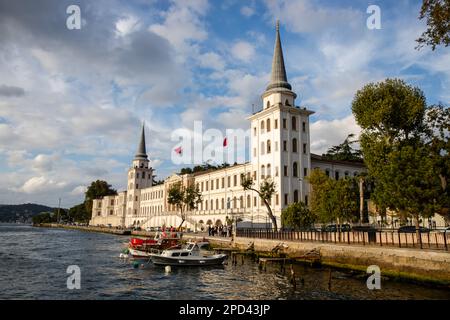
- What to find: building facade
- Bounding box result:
[90,24,367,230]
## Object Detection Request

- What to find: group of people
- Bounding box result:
[208,224,233,237]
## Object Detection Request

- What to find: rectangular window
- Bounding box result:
[201,182,204,192]
[274,119,278,129]
[211,180,214,190]
[305,195,308,206]
[284,166,288,176]
[276,194,279,205]
[254,197,257,206]
[304,168,308,177]
[284,194,288,205]
[216,179,219,189]
[275,166,279,177]
[227,176,231,188]
[222,178,225,188]
[303,143,307,154]
[275,141,278,152]
[234,175,237,187]
[206,182,209,191]
[283,118,287,129]
[302,121,306,132]
[254,127,257,136]
[283,140,287,151]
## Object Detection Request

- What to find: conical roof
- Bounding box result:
[134,123,148,160]
[265,21,293,92]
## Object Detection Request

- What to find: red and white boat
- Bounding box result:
[127,231,183,258]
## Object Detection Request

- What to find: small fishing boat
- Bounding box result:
[151,242,227,266]
[127,231,183,258]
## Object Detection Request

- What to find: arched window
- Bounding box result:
[285,99,290,106]
[293,162,298,177]
[266,119,271,132]
[294,190,299,203]
[266,101,270,109]
[216,198,219,210]
[240,196,244,208]
[261,165,265,179]
[292,116,297,130]
[267,140,271,154]
[267,164,271,177]
[247,195,251,208]
[233,197,237,209]
[335,171,340,180]
[221,198,224,209]
[292,138,297,153]
[261,120,265,132]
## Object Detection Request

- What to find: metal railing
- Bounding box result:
[236,228,449,251]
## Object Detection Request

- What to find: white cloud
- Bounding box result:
[310,115,361,155]
[198,52,225,71]
[15,176,67,194]
[240,6,255,17]
[70,185,87,196]
[230,41,255,63]
[115,15,141,37]
[149,0,209,50]
[264,0,362,34]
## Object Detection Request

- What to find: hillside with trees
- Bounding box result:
[0,203,59,223]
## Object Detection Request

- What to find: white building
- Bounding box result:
[90,23,366,230]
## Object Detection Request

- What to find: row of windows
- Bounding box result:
[197,174,244,192]
[255,117,307,135]
[256,139,307,156]
[142,190,164,201]
[140,205,163,215]
[198,194,279,211]
[324,170,360,180]
[129,171,151,180]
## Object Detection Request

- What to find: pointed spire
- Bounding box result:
[265,20,292,92]
[134,122,148,160]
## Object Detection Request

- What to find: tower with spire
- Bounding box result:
[126,123,154,221]
[249,21,314,219]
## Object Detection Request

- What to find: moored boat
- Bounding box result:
[151,242,227,266]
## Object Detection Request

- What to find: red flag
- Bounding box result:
[223,137,227,147]
[174,146,182,155]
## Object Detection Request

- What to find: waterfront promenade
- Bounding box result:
[35,224,450,285]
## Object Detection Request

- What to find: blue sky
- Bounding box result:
[0,0,448,207]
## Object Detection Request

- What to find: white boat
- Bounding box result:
[151,242,227,266]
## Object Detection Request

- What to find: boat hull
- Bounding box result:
[151,254,227,266]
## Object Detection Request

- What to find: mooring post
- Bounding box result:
[290,264,296,290]
[328,269,332,291]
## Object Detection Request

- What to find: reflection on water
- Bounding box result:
[0,224,449,300]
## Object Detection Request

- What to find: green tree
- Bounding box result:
[32,212,55,224]
[241,175,278,231]
[84,180,117,213]
[167,183,202,230]
[352,78,446,245]
[308,169,358,226]
[322,133,363,161]
[281,202,316,230]
[68,203,90,223]
[416,0,450,50]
